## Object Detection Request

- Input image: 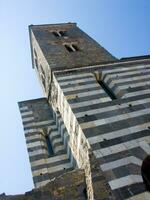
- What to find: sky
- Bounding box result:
[0,0,150,195]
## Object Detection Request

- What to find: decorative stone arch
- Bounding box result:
[141,155,150,191]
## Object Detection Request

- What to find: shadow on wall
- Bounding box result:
[141,155,150,192]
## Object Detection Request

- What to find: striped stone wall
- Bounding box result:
[18,98,75,188]
[50,61,150,200]
[51,73,115,200]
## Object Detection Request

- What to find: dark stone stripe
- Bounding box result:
[111,77,150,92]
[52,141,63,149]
[122,84,150,94]
[25,132,41,138]
[26,137,45,144]
[113,182,145,200]
[77,102,150,124]
[114,85,150,97]
[57,74,93,83]
[33,173,50,184]
[102,66,150,80]
[24,124,57,131]
[55,149,66,155]
[21,114,33,119]
[98,147,147,165]
[29,154,48,162]
[72,93,150,113]
[68,93,108,104]
[33,167,73,183]
[84,113,150,138]
[64,86,100,96]
[19,109,30,113]
[22,119,35,126]
[31,158,70,171]
[27,145,47,152]
[104,71,150,86]
[92,175,106,182]
[92,129,150,150]
[50,133,61,142]
[112,164,140,180]
[60,80,96,89]
[23,120,55,126]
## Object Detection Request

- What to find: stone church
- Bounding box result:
[1,23,150,200]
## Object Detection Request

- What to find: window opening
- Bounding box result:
[99,80,117,100]
[72,44,79,51]
[52,31,60,37]
[53,31,66,37]
[45,135,54,156]
[65,44,79,52]
[94,71,117,100]
[59,31,66,36]
[65,44,74,52]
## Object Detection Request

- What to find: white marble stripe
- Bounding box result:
[22,117,34,123]
[59,77,94,86]
[21,111,33,116]
[31,154,68,167]
[109,175,143,190]
[139,141,150,154]
[26,134,44,141]
[66,89,105,99]
[35,180,50,188]
[19,106,29,111]
[50,131,59,138]
[70,97,111,109]
[109,74,150,85]
[115,82,150,95]
[29,149,47,157]
[81,107,150,129]
[24,120,54,128]
[33,162,72,176]
[101,156,142,171]
[25,125,57,135]
[80,108,150,129]
[123,88,150,98]
[24,128,43,134]
[57,73,92,81]
[102,65,150,79]
[104,69,150,83]
[48,125,58,130]
[54,145,65,153]
[88,122,150,145]
[75,98,150,118]
[94,135,150,158]
[62,83,99,93]
[52,138,62,146]
[27,141,45,148]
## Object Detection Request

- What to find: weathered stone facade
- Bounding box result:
[0,170,87,200]
[2,23,150,200]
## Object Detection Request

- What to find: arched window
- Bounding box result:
[141,155,150,191]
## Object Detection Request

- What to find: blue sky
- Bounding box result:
[0,0,150,195]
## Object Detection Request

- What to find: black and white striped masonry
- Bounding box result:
[53,61,150,199]
[17,23,150,200]
[18,98,76,188]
